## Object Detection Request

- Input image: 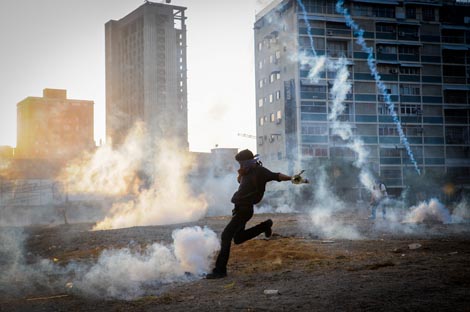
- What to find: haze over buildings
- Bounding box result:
[16,88,94,160]
[0,0,261,153]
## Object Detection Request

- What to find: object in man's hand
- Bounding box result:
[292,170,309,184]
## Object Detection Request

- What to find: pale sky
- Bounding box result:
[0,0,270,152]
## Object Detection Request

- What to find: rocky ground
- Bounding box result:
[1,211,469,312]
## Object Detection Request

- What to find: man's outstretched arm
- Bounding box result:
[278,173,292,181]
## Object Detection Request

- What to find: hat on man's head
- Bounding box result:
[235,149,254,161]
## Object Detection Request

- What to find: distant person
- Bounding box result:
[369,180,388,220]
[205,149,307,279]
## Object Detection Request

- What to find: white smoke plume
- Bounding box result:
[0,226,219,300]
[75,226,219,300]
[297,52,327,83]
[404,198,453,224]
[92,140,207,230]
[255,203,297,214]
[60,123,146,196]
[0,227,59,296]
[452,197,470,220]
[308,168,362,239]
[59,122,208,230]
[197,172,238,216]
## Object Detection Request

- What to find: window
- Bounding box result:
[398,46,419,55]
[445,90,467,104]
[352,4,371,17]
[259,117,264,126]
[400,84,420,95]
[275,50,281,59]
[406,7,416,19]
[398,25,419,38]
[270,113,275,122]
[301,85,327,93]
[258,98,264,107]
[377,45,397,54]
[269,72,280,83]
[302,145,328,157]
[306,1,336,14]
[269,94,274,103]
[277,110,282,120]
[301,101,327,113]
[276,90,281,100]
[301,125,328,135]
[379,103,398,115]
[443,65,465,77]
[379,125,400,136]
[376,24,395,33]
[446,126,469,144]
[400,104,421,115]
[258,79,263,88]
[403,126,423,137]
[269,55,274,63]
[259,61,263,69]
[264,39,270,49]
[327,40,349,58]
[373,6,394,18]
[380,84,399,96]
[380,148,401,158]
[422,7,435,21]
[400,67,420,75]
[381,168,402,179]
[258,42,262,51]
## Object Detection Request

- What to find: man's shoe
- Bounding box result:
[205,271,227,279]
[264,219,273,238]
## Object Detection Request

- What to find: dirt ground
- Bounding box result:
[1,212,469,312]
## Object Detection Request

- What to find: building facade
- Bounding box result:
[105,1,188,149]
[16,88,94,160]
[255,0,470,191]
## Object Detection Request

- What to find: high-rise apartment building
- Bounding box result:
[255,0,470,192]
[105,1,188,149]
[16,88,94,160]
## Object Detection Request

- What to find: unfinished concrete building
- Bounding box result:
[105,1,188,149]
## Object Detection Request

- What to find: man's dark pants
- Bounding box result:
[214,204,269,274]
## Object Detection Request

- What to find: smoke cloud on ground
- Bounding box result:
[307,168,363,240]
[0,226,219,300]
[75,226,219,299]
[0,227,58,296]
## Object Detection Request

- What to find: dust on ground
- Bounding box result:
[1,212,469,312]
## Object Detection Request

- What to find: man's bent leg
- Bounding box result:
[234,219,273,244]
[212,210,250,275]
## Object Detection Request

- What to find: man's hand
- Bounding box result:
[291,170,309,184]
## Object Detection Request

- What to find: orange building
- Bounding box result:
[16,88,95,160]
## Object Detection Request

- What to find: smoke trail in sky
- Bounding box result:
[335,0,421,175]
[296,0,371,183]
[327,58,369,169]
[297,0,317,57]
